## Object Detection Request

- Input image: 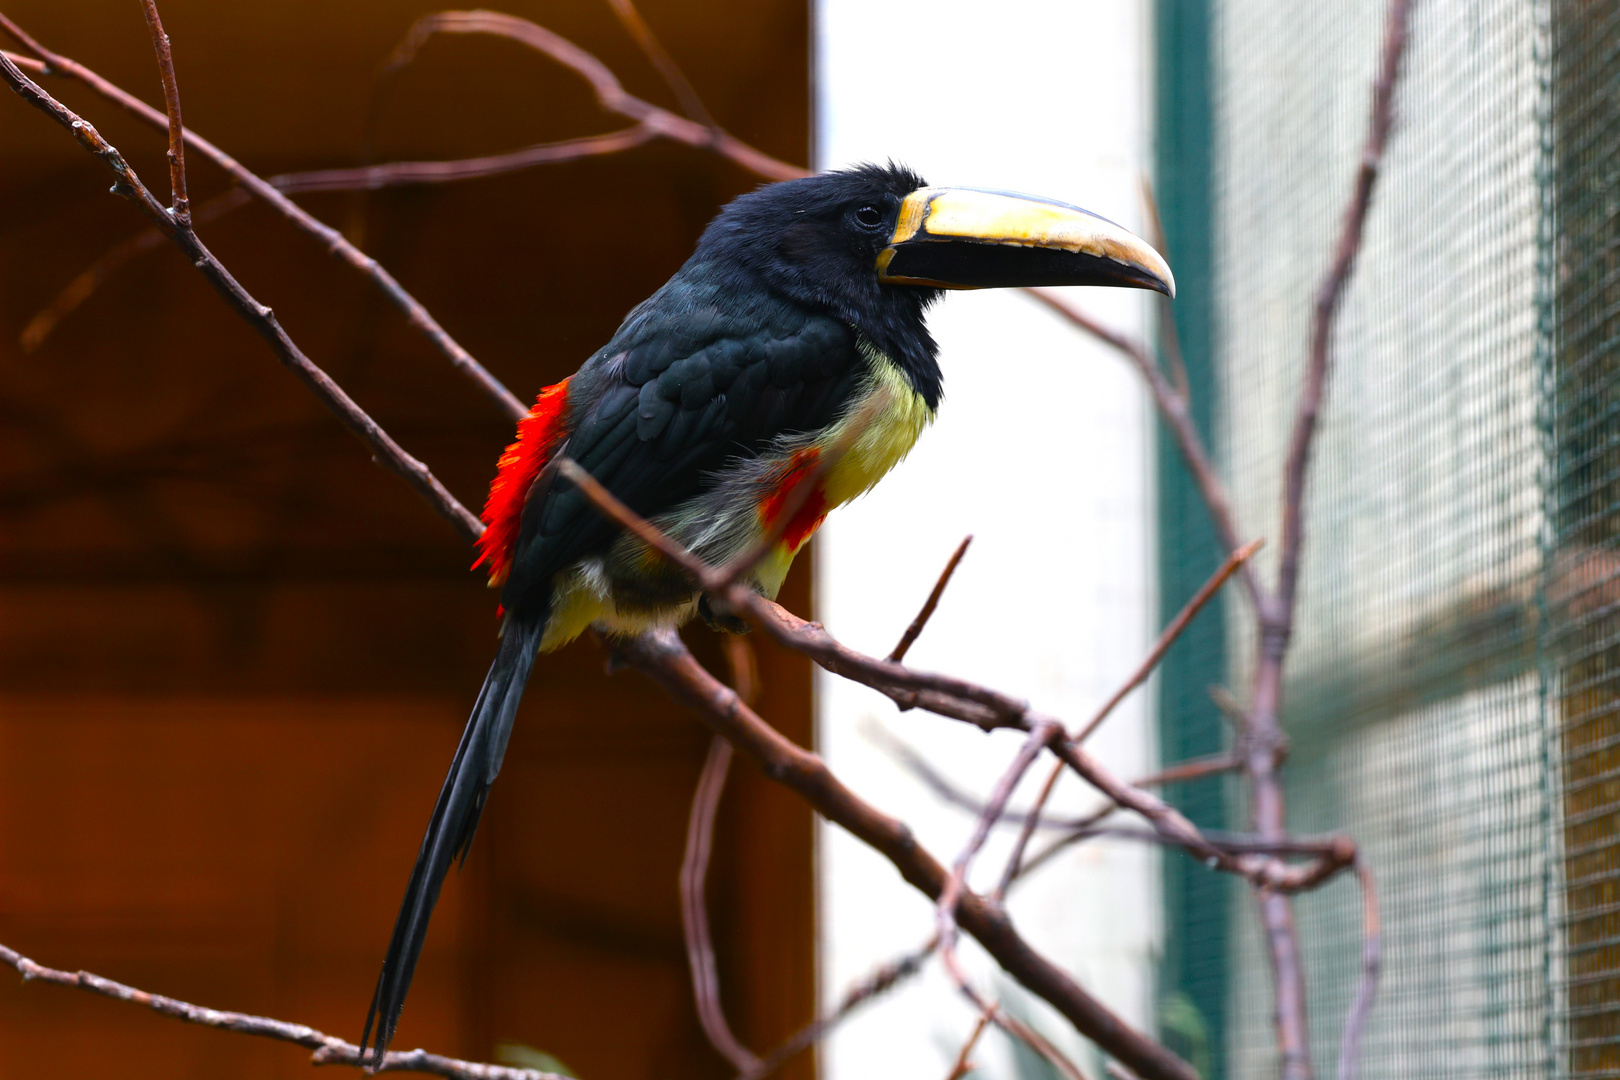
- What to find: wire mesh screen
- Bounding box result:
[1551,1,1620,1074]
[1149,0,1620,1074]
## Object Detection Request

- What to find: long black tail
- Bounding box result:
[361,612,545,1061]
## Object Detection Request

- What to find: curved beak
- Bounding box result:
[876,187,1175,297]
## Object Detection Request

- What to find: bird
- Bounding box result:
[360,162,1173,1059]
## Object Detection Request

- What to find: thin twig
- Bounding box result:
[1207,684,1252,733]
[743,937,939,1080]
[945,1008,995,1080]
[1127,752,1243,790]
[994,765,1074,899]
[679,623,764,1072]
[998,539,1261,893]
[937,724,1062,940]
[1049,741,1355,894]
[136,0,188,225]
[0,942,563,1080]
[996,1010,1091,1080]
[1073,538,1262,746]
[934,723,1084,1080]
[275,11,803,192]
[867,719,1234,838]
[1278,0,1411,620]
[890,535,973,662]
[0,51,486,543]
[1009,813,1126,883]
[606,0,717,130]
[1028,288,1260,609]
[1136,176,1188,400]
[20,186,250,352]
[681,735,760,1074]
[723,633,760,707]
[0,22,525,420]
[1336,858,1382,1080]
[1033,825,1351,860]
[272,127,663,193]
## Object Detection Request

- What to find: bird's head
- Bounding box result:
[692,162,1174,406]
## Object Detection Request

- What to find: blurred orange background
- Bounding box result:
[0,1,816,1077]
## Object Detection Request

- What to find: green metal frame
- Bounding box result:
[1153,3,1228,1077]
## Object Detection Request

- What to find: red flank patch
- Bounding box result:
[759,447,830,552]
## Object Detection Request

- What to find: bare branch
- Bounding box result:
[0,51,485,543]
[1207,684,1252,733]
[0,21,525,420]
[136,0,188,224]
[1246,4,1410,1073]
[1127,752,1242,790]
[1336,859,1383,1080]
[1050,741,1355,894]
[744,937,938,1080]
[870,719,1230,819]
[606,0,717,130]
[1074,537,1262,746]
[1136,176,1188,400]
[617,629,1195,1080]
[997,1010,1092,1080]
[1278,0,1412,619]
[933,723,1082,1077]
[271,127,661,193]
[300,11,804,188]
[0,942,563,1080]
[1028,288,1260,609]
[998,538,1260,893]
[682,736,761,1073]
[889,535,973,662]
[944,1008,995,1080]
[19,187,249,353]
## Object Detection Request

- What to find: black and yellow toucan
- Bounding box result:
[361,162,1173,1057]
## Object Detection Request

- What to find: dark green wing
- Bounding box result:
[500,272,862,611]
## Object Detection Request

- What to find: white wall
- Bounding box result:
[814,2,1161,1076]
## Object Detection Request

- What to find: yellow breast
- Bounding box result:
[820,338,936,511]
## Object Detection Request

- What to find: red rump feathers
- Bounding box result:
[474,378,572,587]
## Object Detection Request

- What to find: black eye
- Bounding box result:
[853,205,885,229]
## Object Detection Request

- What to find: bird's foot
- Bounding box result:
[698,593,751,635]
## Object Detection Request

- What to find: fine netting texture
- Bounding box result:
[1551,0,1620,1075]
[1186,0,1572,1075]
